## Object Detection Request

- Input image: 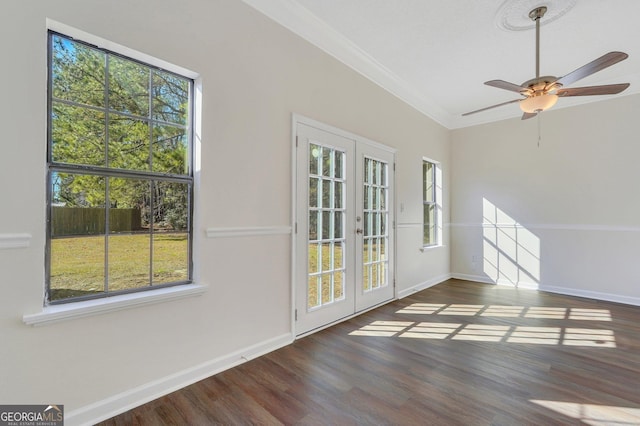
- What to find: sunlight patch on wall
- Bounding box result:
[483,198,540,287]
[530,400,640,425]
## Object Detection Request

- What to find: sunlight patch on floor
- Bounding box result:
[530,400,640,425]
[395,303,612,322]
[348,321,616,348]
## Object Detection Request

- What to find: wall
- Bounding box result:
[0,0,449,423]
[450,94,640,305]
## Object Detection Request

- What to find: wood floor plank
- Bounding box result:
[98,279,640,425]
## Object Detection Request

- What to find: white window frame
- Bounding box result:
[23,20,205,325]
[422,158,442,248]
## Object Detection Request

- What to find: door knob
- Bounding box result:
[356,228,363,235]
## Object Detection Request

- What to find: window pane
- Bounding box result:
[50,173,106,301]
[109,55,150,117]
[151,181,190,284]
[108,114,150,170]
[424,162,434,203]
[152,125,187,174]
[51,35,105,107]
[108,233,150,291]
[51,103,105,166]
[423,161,437,246]
[108,177,150,291]
[152,70,189,124]
[424,203,436,245]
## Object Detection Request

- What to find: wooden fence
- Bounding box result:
[52,207,142,237]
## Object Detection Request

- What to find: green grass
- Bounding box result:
[50,233,188,300]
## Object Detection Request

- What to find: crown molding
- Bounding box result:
[242,0,454,129]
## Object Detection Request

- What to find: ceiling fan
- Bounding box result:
[463,6,630,120]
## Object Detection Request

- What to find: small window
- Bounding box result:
[423,160,437,246]
[46,31,194,304]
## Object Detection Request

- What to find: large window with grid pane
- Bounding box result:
[47,31,193,303]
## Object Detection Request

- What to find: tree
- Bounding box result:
[50,33,191,231]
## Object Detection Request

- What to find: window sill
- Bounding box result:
[420,244,445,253]
[22,283,207,326]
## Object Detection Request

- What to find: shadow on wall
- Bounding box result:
[482,198,540,288]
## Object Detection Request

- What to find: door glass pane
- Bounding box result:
[309,178,318,207]
[309,144,320,175]
[309,210,319,240]
[362,157,389,293]
[334,182,343,209]
[308,275,319,308]
[322,148,331,177]
[322,179,331,208]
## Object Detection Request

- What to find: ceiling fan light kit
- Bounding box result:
[519,93,558,113]
[463,4,630,120]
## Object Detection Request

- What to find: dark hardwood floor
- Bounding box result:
[99,279,640,425]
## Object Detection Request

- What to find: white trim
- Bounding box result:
[242,1,452,129]
[452,273,640,307]
[0,233,32,249]
[449,222,640,232]
[397,273,451,299]
[451,273,539,290]
[23,284,207,326]
[205,226,292,238]
[292,114,397,154]
[397,223,421,228]
[66,332,293,426]
[540,285,640,307]
[46,19,198,79]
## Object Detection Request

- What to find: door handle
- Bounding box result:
[356,228,363,235]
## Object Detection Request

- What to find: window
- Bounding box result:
[423,160,437,246]
[47,31,193,304]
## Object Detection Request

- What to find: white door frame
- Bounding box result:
[291,114,397,337]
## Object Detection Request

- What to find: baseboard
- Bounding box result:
[66,332,294,426]
[451,273,640,307]
[540,285,640,307]
[397,273,451,299]
[450,273,540,290]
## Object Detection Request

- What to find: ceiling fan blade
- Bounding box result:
[555,52,628,87]
[556,83,630,97]
[485,80,527,93]
[521,112,537,120]
[462,98,522,116]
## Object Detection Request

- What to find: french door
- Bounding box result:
[295,121,395,335]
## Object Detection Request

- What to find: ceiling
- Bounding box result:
[242,0,640,129]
